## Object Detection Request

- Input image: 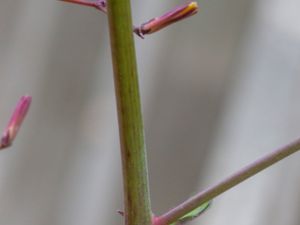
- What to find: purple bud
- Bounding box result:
[134,2,198,38]
[0,96,32,149]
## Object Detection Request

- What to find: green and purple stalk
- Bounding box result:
[59,1,300,225]
[107,0,152,225]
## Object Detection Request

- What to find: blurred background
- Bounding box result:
[0,0,300,225]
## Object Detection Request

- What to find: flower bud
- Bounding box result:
[134,1,198,38]
[0,96,32,149]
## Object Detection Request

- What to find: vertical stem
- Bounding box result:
[107,1,152,225]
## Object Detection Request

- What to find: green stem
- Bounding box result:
[156,137,300,225]
[107,1,152,225]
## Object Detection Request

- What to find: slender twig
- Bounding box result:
[106,1,152,225]
[155,137,300,225]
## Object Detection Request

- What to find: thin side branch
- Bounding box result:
[155,137,300,225]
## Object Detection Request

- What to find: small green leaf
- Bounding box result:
[170,201,212,225]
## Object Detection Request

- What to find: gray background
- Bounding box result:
[0,0,299,225]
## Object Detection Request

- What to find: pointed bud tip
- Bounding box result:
[189,1,198,10]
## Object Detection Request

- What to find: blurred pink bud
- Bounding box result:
[60,0,107,13]
[134,1,198,38]
[0,96,32,150]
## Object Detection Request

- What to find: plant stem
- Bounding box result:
[155,137,300,225]
[107,1,152,225]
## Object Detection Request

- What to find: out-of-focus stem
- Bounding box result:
[106,1,152,225]
[155,137,300,225]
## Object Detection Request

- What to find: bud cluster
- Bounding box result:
[60,0,198,38]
